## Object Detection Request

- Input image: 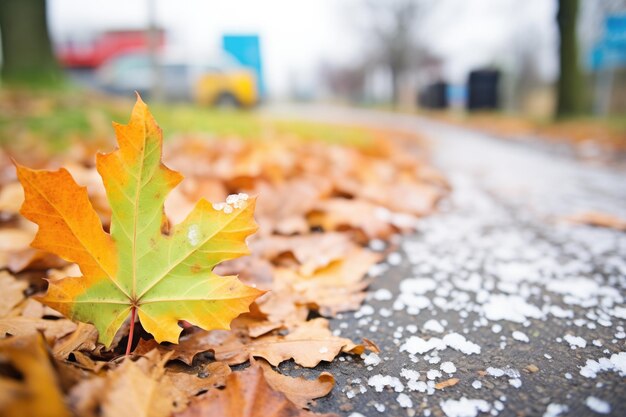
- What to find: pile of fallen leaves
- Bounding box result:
[0,98,447,416]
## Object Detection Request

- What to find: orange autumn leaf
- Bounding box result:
[15,96,264,348]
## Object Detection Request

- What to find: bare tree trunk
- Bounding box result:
[390,65,400,107]
[556,0,585,118]
[0,0,62,86]
[146,0,163,101]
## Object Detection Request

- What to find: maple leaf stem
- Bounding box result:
[125,306,137,356]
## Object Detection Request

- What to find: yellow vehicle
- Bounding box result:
[97,52,258,108]
[194,65,258,108]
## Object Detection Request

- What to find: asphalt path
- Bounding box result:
[263,105,626,417]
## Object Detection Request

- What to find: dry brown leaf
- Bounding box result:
[52,322,99,359]
[0,271,27,317]
[362,338,381,354]
[0,333,71,417]
[165,361,231,397]
[0,316,77,343]
[0,181,24,214]
[0,227,34,252]
[175,365,337,417]
[308,198,396,239]
[564,211,626,231]
[212,318,366,367]
[256,290,310,324]
[214,254,275,290]
[255,178,332,235]
[231,315,285,338]
[68,353,178,417]
[251,232,355,276]
[435,378,460,390]
[364,182,442,216]
[6,247,66,273]
[256,359,335,409]
[55,356,97,392]
[275,248,381,316]
[134,328,234,366]
[71,351,108,373]
[18,298,62,319]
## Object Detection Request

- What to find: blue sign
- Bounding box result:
[590,13,626,70]
[222,34,265,97]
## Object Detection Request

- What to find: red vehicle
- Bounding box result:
[56,29,165,69]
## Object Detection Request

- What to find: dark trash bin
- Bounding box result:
[467,69,500,111]
[419,81,448,109]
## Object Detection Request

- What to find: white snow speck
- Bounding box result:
[509,378,522,388]
[400,336,445,354]
[585,397,611,414]
[543,403,568,417]
[407,379,429,392]
[563,334,587,349]
[362,352,381,366]
[472,380,482,389]
[399,277,437,294]
[512,331,529,343]
[387,252,402,265]
[319,347,328,354]
[611,306,626,319]
[367,374,404,392]
[424,319,445,333]
[546,278,599,300]
[483,294,543,323]
[427,369,443,380]
[442,333,482,355]
[487,367,505,377]
[400,368,420,381]
[187,224,201,246]
[579,352,626,378]
[400,333,480,355]
[397,393,413,408]
[369,239,386,251]
[373,288,393,301]
[354,304,375,318]
[441,361,457,374]
[440,398,491,417]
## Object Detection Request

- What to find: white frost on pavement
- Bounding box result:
[400,333,480,355]
[440,398,491,417]
[579,352,626,378]
[396,393,413,408]
[367,374,404,392]
[585,396,611,414]
[563,334,587,349]
[440,361,457,374]
[361,352,382,366]
[483,294,543,323]
[512,331,529,343]
[424,319,445,333]
[543,403,568,417]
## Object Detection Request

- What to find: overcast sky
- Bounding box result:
[48,0,559,97]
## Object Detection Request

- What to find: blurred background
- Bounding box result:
[0,0,625,152]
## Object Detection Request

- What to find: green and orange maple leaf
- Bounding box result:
[15,96,264,349]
